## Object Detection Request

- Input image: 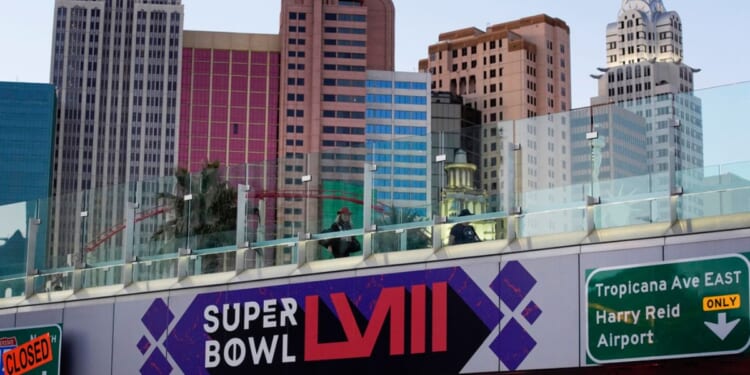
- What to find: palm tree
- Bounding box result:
[152,161,237,271]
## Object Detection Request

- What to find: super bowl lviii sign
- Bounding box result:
[133,262,554,374]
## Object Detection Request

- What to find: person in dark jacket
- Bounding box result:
[321,207,361,258]
[449,209,481,245]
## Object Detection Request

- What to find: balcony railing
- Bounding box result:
[0,81,749,302]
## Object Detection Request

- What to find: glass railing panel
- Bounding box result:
[570,105,613,194]
[134,165,240,260]
[81,264,124,289]
[518,206,588,238]
[594,171,672,229]
[235,156,287,266]
[133,185,179,259]
[613,91,680,189]
[0,276,26,298]
[188,229,236,254]
[311,150,365,260]
[245,240,298,268]
[371,224,432,253]
[132,257,177,282]
[520,113,583,199]
[433,221,452,248]
[246,152,329,262]
[227,161,275,249]
[235,159,282,245]
[131,175,177,259]
[240,247,275,270]
[676,161,750,220]
[486,119,520,215]
[80,182,129,266]
[31,270,73,294]
[371,204,433,253]
[521,182,589,213]
[714,161,750,184]
[595,196,672,229]
[45,188,79,270]
[678,189,750,219]
[598,172,670,202]
[432,128,484,213]
[188,249,237,276]
[0,200,33,278]
[441,211,507,247]
[692,82,750,169]
[680,161,750,194]
[42,255,72,273]
[314,228,363,260]
[677,163,750,220]
[367,132,432,255]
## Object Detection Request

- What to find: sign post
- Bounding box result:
[0,324,61,375]
[586,254,750,364]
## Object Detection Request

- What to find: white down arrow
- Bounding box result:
[704,312,740,340]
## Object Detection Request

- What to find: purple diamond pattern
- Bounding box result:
[487,261,543,371]
[492,261,537,310]
[491,318,537,371]
[142,298,174,340]
[137,336,151,355]
[140,348,173,375]
[522,301,542,325]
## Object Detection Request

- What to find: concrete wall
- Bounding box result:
[1,228,749,374]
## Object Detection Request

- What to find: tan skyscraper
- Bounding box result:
[276,0,395,239]
[419,14,572,211]
[50,0,183,266]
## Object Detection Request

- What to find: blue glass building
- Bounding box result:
[366,71,431,218]
[0,82,56,277]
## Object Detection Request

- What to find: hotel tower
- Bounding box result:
[50,0,183,265]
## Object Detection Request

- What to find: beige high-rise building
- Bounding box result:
[419,14,572,211]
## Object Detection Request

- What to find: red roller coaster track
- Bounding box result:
[84,206,169,253]
[83,190,377,253]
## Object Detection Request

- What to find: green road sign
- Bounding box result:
[586,254,750,364]
[0,324,62,375]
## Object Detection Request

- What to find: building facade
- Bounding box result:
[277,0,395,238]
[50,0,183,265]
[590,0,703,175]
[569,104,648,186]
[366,70,431,218]
[419,14,571,212]
[179,31,280,174]
[440,149,487,218]
[0,83,56,205]
[180,31,281,242]
[431,91,482,208]
[0,82,56,275]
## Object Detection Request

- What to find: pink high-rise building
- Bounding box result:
[180,32,282,244]
[179,31,280,173]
